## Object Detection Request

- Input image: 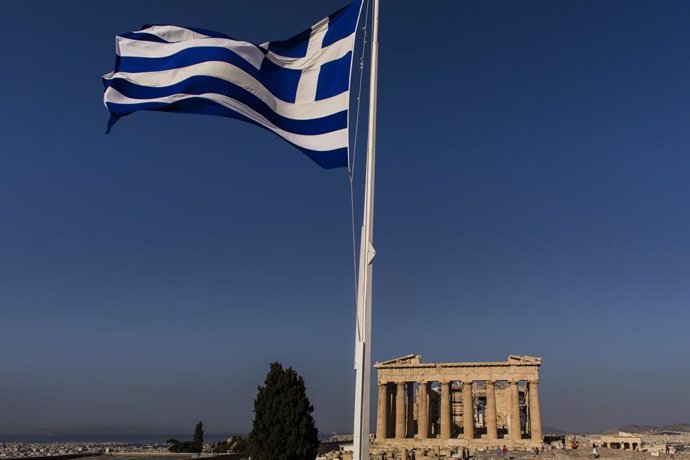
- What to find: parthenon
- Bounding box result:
[373,354,543,455]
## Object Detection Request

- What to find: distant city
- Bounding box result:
[0,430,344,459]
[0,441,171,459]
[0,429,227,459]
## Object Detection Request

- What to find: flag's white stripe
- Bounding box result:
[295,19,329,104]
[117,36,266,70]
[117,30,356,72]
[136,25,211,42]
[265,33,355,70]
[104,88,348,151]
[104,61,348,119]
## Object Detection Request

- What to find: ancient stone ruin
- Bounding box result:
[373,354,543,457]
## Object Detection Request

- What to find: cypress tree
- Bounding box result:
[248,362,319,460]
[193,421,204,453]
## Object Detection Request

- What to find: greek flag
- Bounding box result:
[103,1,362,169]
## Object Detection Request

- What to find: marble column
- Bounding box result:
[529,381,542,442]
[417,382,429,439]
[376,382,388,439]
[485,380,497,440]
[406,383,415,437]
[509,381,522,441]
[395,382,406,439]
[440,382,451,439]
[462,381,474,439]
[387,384,396,438]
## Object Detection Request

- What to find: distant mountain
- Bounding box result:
[601,423,690,435]
[662,424,690,433]
[543,426,566,435]
[602,425,657,435]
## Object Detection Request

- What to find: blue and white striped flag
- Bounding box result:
[103,1,362,169]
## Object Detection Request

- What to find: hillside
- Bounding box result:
[601,423,690,434]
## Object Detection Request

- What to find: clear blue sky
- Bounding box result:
[1,0,689,435]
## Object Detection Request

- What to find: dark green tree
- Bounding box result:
[193,421,204,453]
[248,362,319,460]
[168,441,195,453]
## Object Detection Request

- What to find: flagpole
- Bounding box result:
[353,0,380,458]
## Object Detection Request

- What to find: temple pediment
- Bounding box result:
[377,354,421,366]
[508,355,542,364]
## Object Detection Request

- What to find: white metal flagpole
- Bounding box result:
[353,0,380,459]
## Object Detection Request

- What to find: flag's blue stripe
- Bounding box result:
[267,28,310,59]
[118,47,305,104]
[323,0,362,48]
[258,58,302,103]
[105,76,347,136]
[316,51,352,101]
[107,97,347,169]
[117,47,261,76]
[300,146,348,169]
